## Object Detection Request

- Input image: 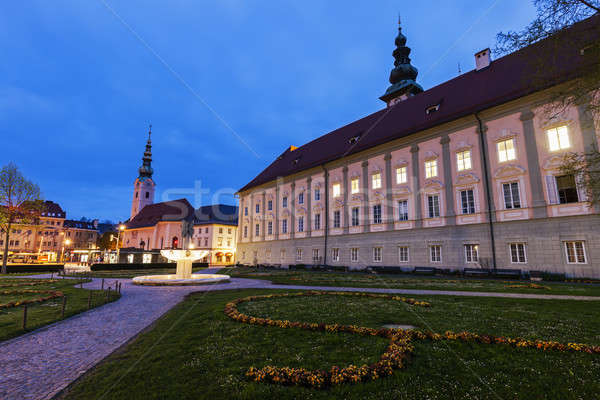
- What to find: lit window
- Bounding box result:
[503,182,521,209]
[464,244,479,263]
[565,241,586,264]
[350,247,359,262]
[373,247,382,263]
[396,166,407,184]
[497,139,516,162]
[510,243,527,263]
[332,183,341,198]
[398,246,409,262]
[296,248,303,261]
[351,178,360,194]
[547,126,570,151]
[430,245,442,263]
[372,172,382,189]
[456,150,472,171]
[332,248,340,262]
[425,159,438,178]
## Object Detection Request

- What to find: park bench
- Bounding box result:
[371,266,405,274]
[463,268,491,277]
[414,267,437,275]
[492,268,522,279]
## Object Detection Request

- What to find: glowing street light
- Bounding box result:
[116,224,126,263]
[61,238,72,263]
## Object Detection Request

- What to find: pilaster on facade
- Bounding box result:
[410,144,422,228]
[361,160,370,231]
[440,135,456,225]
[384,152,394,230]
[520,110,548,218]
[275,184,280,240]
[290,182,296,239]
[261,191,266,241]
[342,166,350,234]
[476,121,497,222]
[306,177,312,235]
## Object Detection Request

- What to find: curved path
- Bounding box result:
[1,270,598,400]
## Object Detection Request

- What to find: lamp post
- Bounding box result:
[61,239,71,263]
[116,224,125,263]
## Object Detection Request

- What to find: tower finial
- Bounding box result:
[398,13,401,27]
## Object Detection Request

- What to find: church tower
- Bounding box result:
[130,125,156,219]
[380,18,423,106]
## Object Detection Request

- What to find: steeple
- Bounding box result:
[130,125,156,219]
[138,124,154,179]
[380,17,423,106]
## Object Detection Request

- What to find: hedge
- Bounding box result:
[90,262,209,271]
[3,264,64,273]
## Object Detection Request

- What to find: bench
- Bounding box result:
[414,267,437,275]
[492,268,522,279]
[463,268,491,277]
[371,266,405,274]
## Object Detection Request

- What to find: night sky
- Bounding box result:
[1,0,536,222]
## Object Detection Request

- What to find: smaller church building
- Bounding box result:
[120,127,238,266]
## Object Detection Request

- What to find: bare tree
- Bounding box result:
[0,163,43,273]
[496,1,600,203]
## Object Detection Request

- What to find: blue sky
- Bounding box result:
[0,0,536,222]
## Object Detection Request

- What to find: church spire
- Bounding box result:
[380,17,423,106]
[138,124,154,179]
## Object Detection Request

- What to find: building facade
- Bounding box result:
[236,17,600,278]
[1,200,99,262]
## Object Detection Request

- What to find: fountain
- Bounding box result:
[132,220,230,286]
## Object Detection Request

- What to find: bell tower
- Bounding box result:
[380,17,423,106]
[130,125,156,219]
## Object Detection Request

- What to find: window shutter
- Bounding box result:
[545,175,558,205]
[576,174,588,202]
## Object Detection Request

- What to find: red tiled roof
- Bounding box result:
[126,198,195,229]
[239,14,599,192]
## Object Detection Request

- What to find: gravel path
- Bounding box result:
[0,271,598,400]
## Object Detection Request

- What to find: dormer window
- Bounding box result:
[425,104,440,115]
[348,135,361,145]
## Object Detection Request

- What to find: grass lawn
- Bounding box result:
[227,267,600,296]
[65,267,208,279]
[0,277,120,342]
[60,289,600,400]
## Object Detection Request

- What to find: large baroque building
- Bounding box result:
[120,129,239,265]
[236,16,600,278]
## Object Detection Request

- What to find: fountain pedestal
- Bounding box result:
[131,249,230,286]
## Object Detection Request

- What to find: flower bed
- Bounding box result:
[224,291,600,389]
[0,280,65,309]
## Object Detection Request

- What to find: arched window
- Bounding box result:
[172,236,179,249]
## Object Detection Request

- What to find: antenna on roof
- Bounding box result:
[458,62,462,74]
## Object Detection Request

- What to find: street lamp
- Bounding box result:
[116,224,126,263]
[61,239,72,263]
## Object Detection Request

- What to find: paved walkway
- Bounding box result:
[0,271,598,400]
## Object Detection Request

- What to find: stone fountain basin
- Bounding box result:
[132,274,230,286]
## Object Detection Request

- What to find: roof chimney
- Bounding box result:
[475,48,491,71]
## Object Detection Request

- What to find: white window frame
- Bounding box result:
[281,219,288,234]
[332,248,340,262]
[460,189,475,215]
[296,248,303,262]
[398,200,409,221]
[509,243,527,264]
[351,207,360,226]
[350,247,359,263]
[312,248,320,263]
[564,241,587,264]
[547,125,570,152]
[298,216,304,232]
[456,150,472,171]
[396,166,407,184]
[503,182,521,209]
[373,204,382,224]
[398,246,409,263]
[464,244,479,263]
[497,138,516,162]
[351,178,360,194]
[255,224,260,236]
[314,213,321,230]
[372,172,382,189]
[373,247,383,263]
[430,245,442,263]
[425,159,438,178]
[427,194,440,218]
